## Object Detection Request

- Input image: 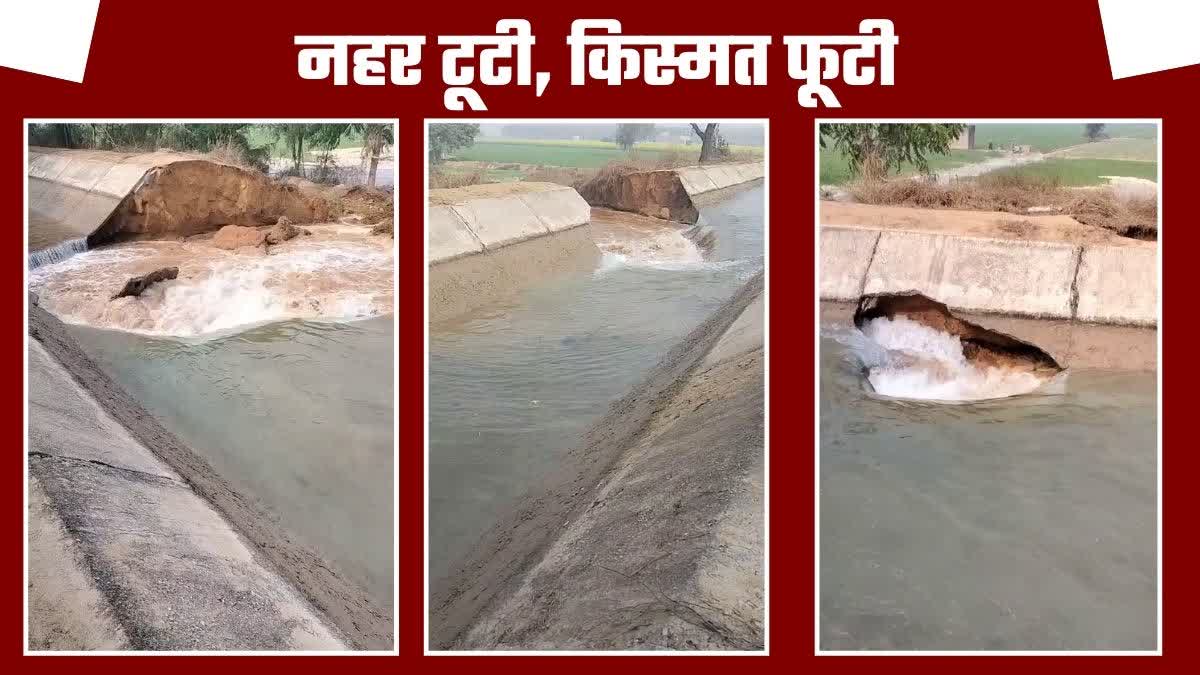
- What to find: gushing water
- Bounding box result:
[828,316,1062,402]
[29,237,87,269]
[28,227,393,338]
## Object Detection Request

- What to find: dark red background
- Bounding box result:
[1,0,1178,662]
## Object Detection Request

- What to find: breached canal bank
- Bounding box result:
[820,218,1158,370]
[26,147,396,651]
[431,272,764,650]
[28,306,391,650]
[428,163,764,325]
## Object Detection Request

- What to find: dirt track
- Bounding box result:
[820,201,1149,247]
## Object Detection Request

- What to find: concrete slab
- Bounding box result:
[450,197,549,249]
[704,165,739,189]
[56,158,117,193]
[29,152,71,182]
[27,339,346,651]
[428,205,483,264]
[1075,245,1158,325]
[864,231,1079,318]
[820,227,881,302]
[676,167,718,195]
[516,187,590,233]
[93,162,155,199]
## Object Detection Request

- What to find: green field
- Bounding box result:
[982,158,1158,185]
[449,137,763,168]
[1054,137,1157,162]
[819,148,999,185]
[972,123,1157,152]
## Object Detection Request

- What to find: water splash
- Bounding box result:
[828,317,1064,402]
[29,235,393,338]
[29,237,87,269]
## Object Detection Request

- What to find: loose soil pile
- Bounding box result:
[577,163,699,223]
[92,161,335,245]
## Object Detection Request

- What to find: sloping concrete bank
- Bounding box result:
[429,183,598,323]
[579,162,764,224]
[28,306,391,650]
[28,147,331,251]
[820,225,1158,326]
[431,273,764,650]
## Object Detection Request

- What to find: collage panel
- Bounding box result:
[426,120,767,653]
[25,120,397,652]
[817,121,1159,652]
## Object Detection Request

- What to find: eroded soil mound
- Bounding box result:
[578,165,699,223]
[91,161,335,245]
[854,292,1064,375]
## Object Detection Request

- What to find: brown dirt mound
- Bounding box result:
[339,186,393,225]
[854,292,1064,374]
[577,163,699,223]
[91,160,333,245]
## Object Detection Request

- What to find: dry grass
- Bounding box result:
[204,139,255,170]
[848,174,1156,240]
[521,166,595,189]
[428,169,488,189]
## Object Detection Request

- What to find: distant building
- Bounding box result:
[950,124,976,150]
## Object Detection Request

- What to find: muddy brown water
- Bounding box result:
[428,186,764,588]
[819,332,1157,650]
[66,317,394,612]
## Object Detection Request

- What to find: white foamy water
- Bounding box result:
[593,228,705,270]
[29,237,88,268]
[29,232,394,338]
[831,317,1061,402]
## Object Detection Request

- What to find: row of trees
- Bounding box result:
[822,122,1117,181]
[428,123,481,164]
[617,122,732,164]
[28,122,394,187]
[428,122,735,166]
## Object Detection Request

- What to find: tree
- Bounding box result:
[358,124,393,189]
[428,123,481,164]
[690,123,722,163]
[27,122,273,172]
[1085,123,1106,142]
[820,123,965,181]
[272,123,344,176]
[614,123,656,151]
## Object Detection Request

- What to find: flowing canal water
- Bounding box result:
[28,229,395,614]
[819,330,1157,650]
[428,186,764,586]
[66,318,394,609]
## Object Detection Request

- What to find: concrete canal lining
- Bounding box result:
[428,183,598,323]
[28,306,391,650]
[820,224,1158,327]
[431,273,765,650]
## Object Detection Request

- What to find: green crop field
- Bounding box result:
[449,137,763,168]
[819,148,999,185]
[972,123,1157,152]
[1054,137,1157,162]
[982,157,1158,185]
